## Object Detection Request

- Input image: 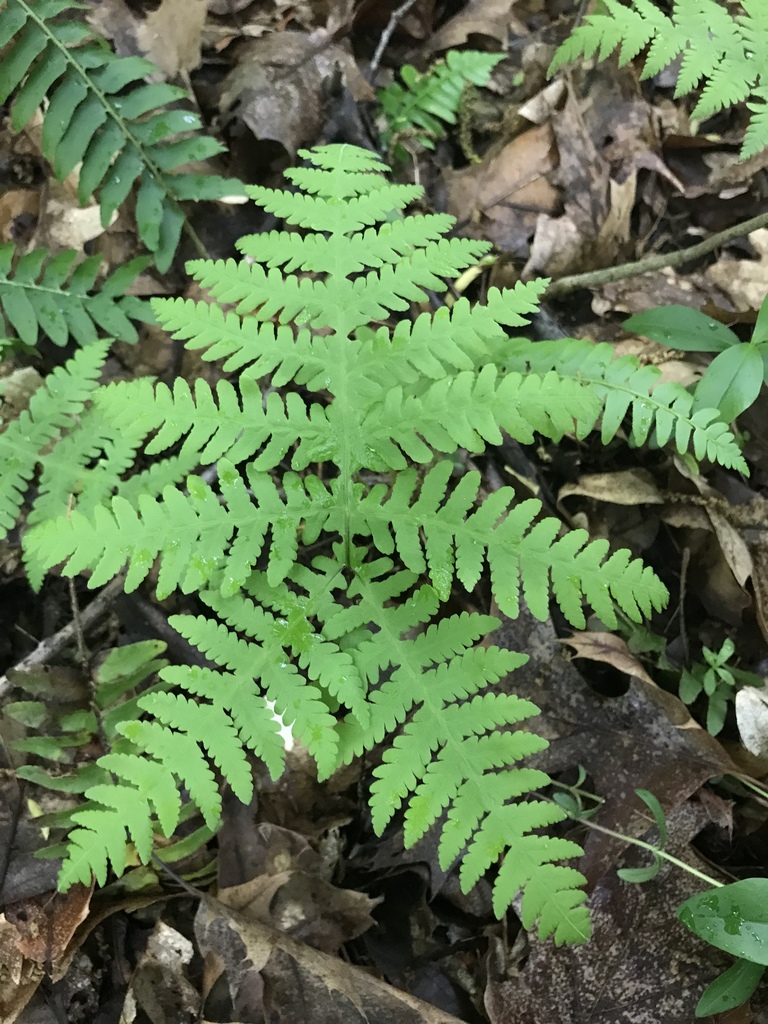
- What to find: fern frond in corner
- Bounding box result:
[0,243,152,348]
[379,49,504,150]
[0,0,244,269]
[549,0,768,158]
[26,143,745,940]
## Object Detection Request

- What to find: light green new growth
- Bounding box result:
[9,143,745,944]
[0,243,152,351]
[0,0,244,270]
[379,50,504,150]
[550,0,768,158]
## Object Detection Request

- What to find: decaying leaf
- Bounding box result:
[89,0,208,76]
[196,897,467,1024]
[562,632,656,687]
[218,32,373,158]
[447,124,559,256]
[736,684,768,757]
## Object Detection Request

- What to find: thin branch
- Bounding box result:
[543,208,768,300]
[369,0,421,79]
[0,576,124,700]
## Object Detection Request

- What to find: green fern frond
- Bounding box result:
[236,213,457,274]
[0,339,109,535]
[200,586,370,728]
[27,379,161,527]
[379,49,504,150]
[26,458,333,596]
[50,657,285,890]
[166,610,341,780]
[0,244,152,348]
[549,0,768,158]
[186,239,495,336]
[27,143,743,937]
[0,0,244,270]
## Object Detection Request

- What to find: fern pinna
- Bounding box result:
[550,0,768,159]
[0,0,243,270]
[13,143,746,944]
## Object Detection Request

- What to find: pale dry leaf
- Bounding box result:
[705,227,768,310]
[426,0,524,51]
[595,171,636,254]
[196,898,467,1024]
[447,124,559,257]
[517,79,565,125]
[558,469,666,509]
[561,631,656,686]
[129,922,200,1023]
[736,684,768,757]
[89,0,208,76]
[522,212,584,279]
[30,182,115,254]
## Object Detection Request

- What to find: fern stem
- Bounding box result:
[577,816,724,888]
[544,208,768,299]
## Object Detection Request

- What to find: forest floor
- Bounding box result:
[3,0,768,1021]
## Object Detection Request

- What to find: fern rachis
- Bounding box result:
[8,142,746,944]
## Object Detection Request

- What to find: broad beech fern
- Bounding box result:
[1,143,747,945]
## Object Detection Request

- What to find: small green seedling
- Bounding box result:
[677,639,763,736]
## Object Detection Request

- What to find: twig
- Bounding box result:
[679,546,690,669]
[543,208,768,299]
[151,853,208,901]
[68,578,89,670]
[0,576,124,700]
[368,0,421,80]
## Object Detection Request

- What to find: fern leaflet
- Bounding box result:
[0,339,109,534]
[0,244,152,349]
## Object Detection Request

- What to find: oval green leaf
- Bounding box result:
[679,878,768,964]
[693,343,764,422]
[625,306,739,352]
[695,958,765,1017]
